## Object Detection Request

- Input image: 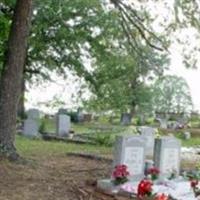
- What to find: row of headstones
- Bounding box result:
[23,109,71,137]
[113,134,181,180]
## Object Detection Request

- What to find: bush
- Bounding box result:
[94,134,113,146]
[39,118,46,134]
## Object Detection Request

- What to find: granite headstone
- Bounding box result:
[23,119,39,137]
[113,135,145,181]
[154,137,181,178]
[139,126,155,157]
[27,108,40,119]
[56,114,71,137]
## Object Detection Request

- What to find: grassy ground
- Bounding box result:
[16,135,112,158]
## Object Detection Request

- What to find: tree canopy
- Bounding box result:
[152,75,193,114]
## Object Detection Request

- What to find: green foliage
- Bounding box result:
[152,75,193,114]
[66,111,78,123]
[85,49,168,114]
[39,118,46,134]
[94,134,113,147]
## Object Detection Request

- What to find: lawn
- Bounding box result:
[16,135,112,158]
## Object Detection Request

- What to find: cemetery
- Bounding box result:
[1,0,200,200]
[1,112,200,200]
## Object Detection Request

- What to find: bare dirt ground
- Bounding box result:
[0,154,122,200]
[0,153,198,200]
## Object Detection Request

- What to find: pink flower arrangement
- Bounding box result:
[112,164,130,185]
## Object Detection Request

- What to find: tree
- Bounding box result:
[0,0,195,157]
[1,0,170,117]
[85,46,168,117]
[152,75,193,115]
[0,0,32,160]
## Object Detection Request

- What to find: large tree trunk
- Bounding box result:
[0,0,32,160]
[17,74,26,119]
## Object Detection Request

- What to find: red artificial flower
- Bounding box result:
[112,164,130,179]
[155,193,169,200]
[137,179,153,199]
[147,167,160,175]
[190,180,199,188]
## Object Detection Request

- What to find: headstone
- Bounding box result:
[120,113,132,125]
[113,135,145,181]
[139,126,155,157]
[158,118,168,129]
[144,160,154,176]
[23,119,39,137]
[56,114,70,137]
[27,108,40,119]
[58,108,68,115]
[154,137,181,178]
[183,132,191,140]
[77,108,84,123]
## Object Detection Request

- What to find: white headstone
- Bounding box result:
[57,114,70,137]
[27,108,40,119]
[183,132,191,140]
[113,135,145,181]
[159,119,168,129]
[139,126,155,157]
[154,137,181,178]
[23,119,39,137]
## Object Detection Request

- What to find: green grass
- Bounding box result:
[19,118,200,159]
[178,137,200,147]
[15,135,112,157]
[42,118,56,133]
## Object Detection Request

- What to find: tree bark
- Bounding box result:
[17,73,26,119]
[0,0,32,160]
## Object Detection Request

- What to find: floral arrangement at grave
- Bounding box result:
[147,167,160,181]
[137,179,153,199]
[112,164,130,185]
[136,180,174,200]
[188,171,200,198]
[155,193,169,200]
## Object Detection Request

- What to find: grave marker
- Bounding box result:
[27,108,40,119]
[56,114,71,137]
[139,126,155,157]
[154,137,181,178]
[23,119,39,137]
[113,135,145,181]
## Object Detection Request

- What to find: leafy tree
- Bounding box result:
[85,45,168,116]
[152,75,193,115]
[1,0,170,118]
[0,0,197,158]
